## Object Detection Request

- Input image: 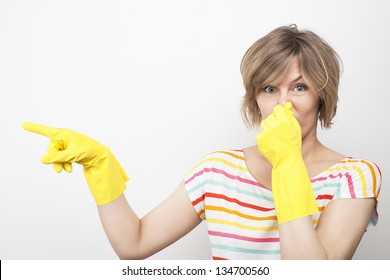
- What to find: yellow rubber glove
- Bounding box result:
[256,102,318,223]
[22,122,128,205]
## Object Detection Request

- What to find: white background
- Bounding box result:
[0,0,389,260]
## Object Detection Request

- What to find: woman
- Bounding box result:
[22,24,382,260]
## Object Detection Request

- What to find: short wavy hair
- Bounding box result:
[240,24,342,129]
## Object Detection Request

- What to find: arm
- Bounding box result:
[98,182,201,259]
[22,122,201,259]
[256,104,377,259]
[278,198,375,259]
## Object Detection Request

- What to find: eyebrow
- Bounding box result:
[291,75,303,83]
[263,75,305,88]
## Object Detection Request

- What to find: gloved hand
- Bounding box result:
[22,122,128,205]
[256,102,318,223]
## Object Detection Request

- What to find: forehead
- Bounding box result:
[280,58,305,81]
[262,56,305,86]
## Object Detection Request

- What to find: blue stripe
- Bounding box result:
[211,243,280,255]
[187,179,273,201]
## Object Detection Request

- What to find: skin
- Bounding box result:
[98,57,375,260]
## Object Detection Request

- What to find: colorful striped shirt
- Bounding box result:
[184,149,382,260]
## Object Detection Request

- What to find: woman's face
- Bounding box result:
[256,56,320,139]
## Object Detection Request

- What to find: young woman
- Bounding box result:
[23,24,382,260]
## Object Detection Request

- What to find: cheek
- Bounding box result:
[259,108,273,120]
[294,105,320,130]
[291,95,320,119]
[257,98,276,121]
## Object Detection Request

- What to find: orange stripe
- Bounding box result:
[213,150,245,161]
[206,205,277,221]
[362,160,378,199]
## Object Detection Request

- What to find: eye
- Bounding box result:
[263,86,277,94]
[293,84,307,93]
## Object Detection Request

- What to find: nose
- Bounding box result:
[277,90,289,105]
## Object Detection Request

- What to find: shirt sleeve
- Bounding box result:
[334,159,382,228]
[183,154,213,220]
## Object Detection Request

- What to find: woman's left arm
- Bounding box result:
[278,198,375,259]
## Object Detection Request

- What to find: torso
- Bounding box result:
[243,144,347,190]
[184,148,380,259]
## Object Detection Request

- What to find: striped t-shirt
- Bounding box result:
[184,149,382,260]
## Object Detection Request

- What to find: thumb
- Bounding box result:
[283,102,294,118]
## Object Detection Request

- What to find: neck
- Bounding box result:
[301,128,323,162]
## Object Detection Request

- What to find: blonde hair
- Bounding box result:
[240,24,342,129]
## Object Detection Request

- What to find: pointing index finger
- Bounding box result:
[22,122,58,138]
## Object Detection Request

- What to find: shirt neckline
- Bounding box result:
[236,148,351,191]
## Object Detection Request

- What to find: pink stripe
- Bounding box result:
[346,172,356,198]
[311,172,356,198]
[185,167,262,187]
[311,173,344,183]
[209,230,279,243]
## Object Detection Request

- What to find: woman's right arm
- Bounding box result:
[97,181,202,259]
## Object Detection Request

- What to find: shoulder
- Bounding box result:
[184,149,247,197]
[316,157,382,230]
[185,149,245,175]
[335,158,381,180]
[189,149,245,168]
[206,149,245,159]
[320,154,381,179]
[343,158,382,184]
[329,158,382,199]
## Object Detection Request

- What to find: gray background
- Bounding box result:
[1,0,389,259]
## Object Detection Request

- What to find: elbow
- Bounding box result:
[116,248,147,260]
[280,248,329,260]
[117,250,138,260]
[118,254,144,260]
[115,241,151,260]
